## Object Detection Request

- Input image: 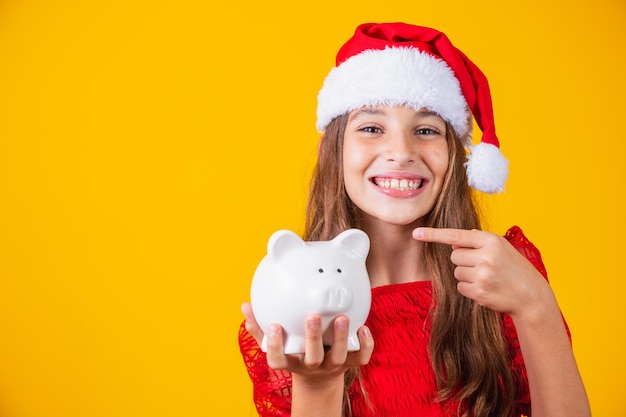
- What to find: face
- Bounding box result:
[343,105,449,228]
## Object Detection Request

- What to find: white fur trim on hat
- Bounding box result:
[316,47,470,138]
[465,142,509,193]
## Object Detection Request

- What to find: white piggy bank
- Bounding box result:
[250,229,371,354]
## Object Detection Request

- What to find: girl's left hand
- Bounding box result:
[413,227,554,318]
[241,302,373,375]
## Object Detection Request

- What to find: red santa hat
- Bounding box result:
[316,22,508,193]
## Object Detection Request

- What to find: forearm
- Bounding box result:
[511,293,591,417]
[290,373,345,417]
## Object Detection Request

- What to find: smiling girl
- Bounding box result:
[239,22,591,417]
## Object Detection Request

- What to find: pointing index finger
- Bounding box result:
[413,227,481,248]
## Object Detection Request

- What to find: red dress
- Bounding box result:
[238,226,568,416]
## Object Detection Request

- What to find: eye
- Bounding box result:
[336,268,342,273]
[318,268,324,273]
[415,127,441,136]
[359,125,383,134]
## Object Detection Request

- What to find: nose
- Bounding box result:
[384,131,416,165]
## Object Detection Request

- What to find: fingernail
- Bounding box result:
[268,324,280,337]
[361,326,370,338]
[308,317,321,329]
[413,228,424,239]
[336,317,348,330]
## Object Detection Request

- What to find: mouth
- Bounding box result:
[371,177,425,191]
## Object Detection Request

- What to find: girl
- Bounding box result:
[239,22,591,417]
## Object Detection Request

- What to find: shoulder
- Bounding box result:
[503,225,548,280]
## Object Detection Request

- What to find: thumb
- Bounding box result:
[241,302,264,344]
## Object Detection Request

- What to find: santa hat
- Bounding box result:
[316,22,508,193]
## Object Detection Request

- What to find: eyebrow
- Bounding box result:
[351,107,443,119]
[416,109,441,118]
[351,108,385,118]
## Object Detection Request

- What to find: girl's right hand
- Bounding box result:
[241,302,374,381]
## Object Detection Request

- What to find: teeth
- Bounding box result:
[375,178,423,190]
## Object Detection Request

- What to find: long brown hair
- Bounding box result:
[304,113,515,417]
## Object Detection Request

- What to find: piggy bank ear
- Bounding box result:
[332,229,370,259]
[267,230,305,261]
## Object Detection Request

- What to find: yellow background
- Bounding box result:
[0,0,624,416]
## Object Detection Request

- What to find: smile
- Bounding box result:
[372,177,424,191]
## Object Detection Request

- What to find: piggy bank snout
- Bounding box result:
[323,286,352,312]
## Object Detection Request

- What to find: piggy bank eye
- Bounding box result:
[336,268,342,273]
[318,268,324,273]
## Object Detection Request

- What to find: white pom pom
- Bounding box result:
[465,143,509,193]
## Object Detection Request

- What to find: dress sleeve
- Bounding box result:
[238,321,293,417]
[501,225,571,416]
